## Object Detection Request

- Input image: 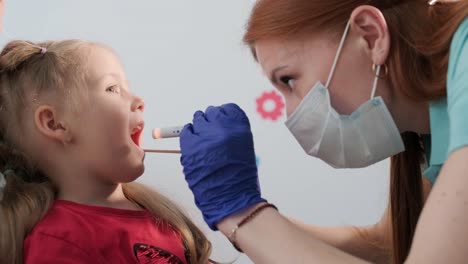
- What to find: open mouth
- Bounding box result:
[131,124,144,147]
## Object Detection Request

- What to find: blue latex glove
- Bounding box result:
[180,103,266,230]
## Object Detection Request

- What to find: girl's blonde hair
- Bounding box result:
[0,40,212,264]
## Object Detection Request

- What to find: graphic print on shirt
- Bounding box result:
[133,243,184,264]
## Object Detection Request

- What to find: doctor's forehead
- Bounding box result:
[255,36,337,73]
[255,39,305,72]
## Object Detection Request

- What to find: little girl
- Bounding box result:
[0,40,212,264]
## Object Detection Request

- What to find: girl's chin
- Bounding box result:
[119,162,145,184]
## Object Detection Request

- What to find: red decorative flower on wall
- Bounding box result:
[255,90,285,121]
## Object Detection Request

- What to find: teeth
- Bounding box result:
[132,125,142,135]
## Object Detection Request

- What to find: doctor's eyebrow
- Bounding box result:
[269,65,289,84]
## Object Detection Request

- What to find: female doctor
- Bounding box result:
[179,0,468,263]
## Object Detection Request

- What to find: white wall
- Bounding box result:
[4,1,389,263]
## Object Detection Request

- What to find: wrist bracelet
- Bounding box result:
[227,203,278,253]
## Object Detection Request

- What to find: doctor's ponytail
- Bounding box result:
[389,132,425,263]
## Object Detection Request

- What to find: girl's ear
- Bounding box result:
[34,105,72,144]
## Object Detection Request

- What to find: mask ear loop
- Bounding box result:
[325,21,351,88]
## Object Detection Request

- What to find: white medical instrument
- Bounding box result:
[143,126,183,154]
[152,126,184,139]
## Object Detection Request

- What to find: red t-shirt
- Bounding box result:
[24,200,188,264]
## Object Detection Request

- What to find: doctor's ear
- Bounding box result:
[350,5,390,66]
[34,105,73,144]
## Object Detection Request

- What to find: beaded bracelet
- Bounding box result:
[228,203,278,253]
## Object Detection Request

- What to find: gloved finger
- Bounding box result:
[192,110,206,122]
[205,105,222,122]
[180,123,194,137]
[220,103,250,124]
[179,123,198,156]
[192,110,208,133]
[179,123,196,152]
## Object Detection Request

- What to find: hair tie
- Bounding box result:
[40,47,47,54]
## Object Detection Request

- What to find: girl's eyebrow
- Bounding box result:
[95,73,129,88]
[97,73,121,83]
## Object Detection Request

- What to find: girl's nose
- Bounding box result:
[131,96,145,112]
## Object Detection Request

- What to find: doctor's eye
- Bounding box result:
[106,85,120,93]
[280,76,295,89]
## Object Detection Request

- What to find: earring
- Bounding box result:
[372,64,389,79]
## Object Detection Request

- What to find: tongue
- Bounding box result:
[131,133,140,146]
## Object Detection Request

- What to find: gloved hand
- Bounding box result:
[180,103,266,230]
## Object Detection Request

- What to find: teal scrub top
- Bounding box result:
[423,17,468,184]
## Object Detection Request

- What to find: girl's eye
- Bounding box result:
[106,85,119,93]
[280,76,295,89]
